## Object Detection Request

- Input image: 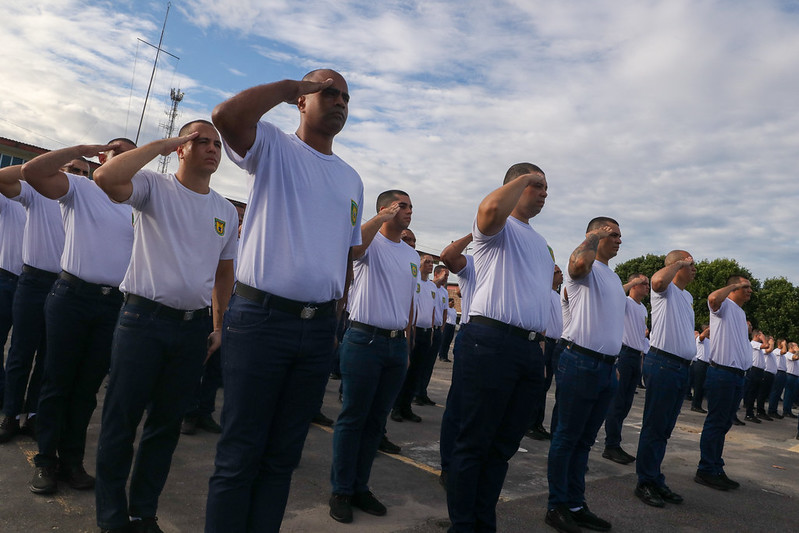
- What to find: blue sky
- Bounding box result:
[2,0,799,284]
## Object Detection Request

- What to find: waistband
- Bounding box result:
[470,315,544,342]
[350,321,406,339]
[0,268,19,281]
[415,326,433,334]
[234,282,335,320]
[620,344,644,357]
[649,346,692,367]
[710,361,746,377]
[559,339,616,364]
[60,271,122,299]
[22,264,58,280]
[124,294,210,322]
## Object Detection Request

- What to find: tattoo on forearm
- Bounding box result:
[571,234,599,264]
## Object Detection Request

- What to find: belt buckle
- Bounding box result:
[101,286,112,296]
[300,306,317,319]
[183,310,195,321]
[528,331,536,341]
[390,330,400,338]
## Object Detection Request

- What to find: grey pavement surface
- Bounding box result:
[2,352,799,532]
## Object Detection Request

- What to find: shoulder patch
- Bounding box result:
[411,263,418,278]
[416,283,420,293]
[214,218,226,236]
[350,199,358,226]
[431,291,436,300]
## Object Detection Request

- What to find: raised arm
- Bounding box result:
[351,202,401,260]
[568,226,614,280]
[622,276,648,294]
[211,78,334,158]
[440,233,473,274]
[21,143,118,199]
[94,133,197,203]
[707,279,750,312]
[476,173,544,236]
[0,165,23,198]
[651,257,693,293]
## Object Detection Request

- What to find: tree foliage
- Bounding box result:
[751,277,799,340]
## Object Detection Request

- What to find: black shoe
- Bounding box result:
[329,493,353,523]
[390,409,404,422]
[602,446,634,465]
[572,503,611,532]
[0,415,20,443]
[527,425,552,441]
[690,406,707,414]
[422,395,436,406]
[29,466,58,494]
[352,491,387,516]
[329,372,342,380]
[784,411,798,419]
[439,358,452,363]
[756,411,774,421]
[131,517,163,533]
[180,416,198,435]
[655,485,683,504]
[685,393,693,401]
[378,435,401,454]
[196,415,223,433]
[635,483,665,507]
[694,471,730,491]
[401,409,422,423]
[439,471,448,490]
[732,416,745,426]
[100,526,133,533]
[312,412,334,427]
[58,464,95,490]
[545,506,580,533]
[769,412,783,419]
[719,472,740,489]
[744,415,761,423]
[413,396,427,406]
[20,416,36,439]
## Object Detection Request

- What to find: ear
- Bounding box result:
[296,95,307,112]
[176,144,185,160]
[98,153,107,164]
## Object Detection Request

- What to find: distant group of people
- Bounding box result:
[0,65,796,533]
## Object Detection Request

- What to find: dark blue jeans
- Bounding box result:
[95,301,210,530]
[439,323,456,360]
[603,346,642,448]
[547,347,617,508]
[186,347,222,418]
[635,350,691,487]
[769,371,787,415]
[532,338,557,428]
[35,278,122,469]
[446,323,543,532]
[0,274,18,405]
[417,326,443,398]
[394,327,432,412]
[783,374,798,416]
[698,366,744,475]
[743,366,764,417]
[440,325,468,473]
[331,327,407,494]
[691,360,709,410]
[2,268,55,417]
[205,294,336,533]
[757,372,775,413]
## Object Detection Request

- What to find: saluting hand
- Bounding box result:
[377,201,401,221]
[285,78,334,105]
[158,131,200,157]
[587,225,615,240]
[78,142,123,158]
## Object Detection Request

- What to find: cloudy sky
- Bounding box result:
[2,0,799,284]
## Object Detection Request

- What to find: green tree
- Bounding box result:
[751,277,799,340]
[687,258,759,329]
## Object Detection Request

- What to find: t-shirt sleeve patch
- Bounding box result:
[410,263,418,278]
[214,217,226,236]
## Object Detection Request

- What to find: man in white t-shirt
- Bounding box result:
[438,297,458,363]
[0,189,25,413]
[328,189,417,523]
[602,273,650,465]
[415,264,449,405]
[783,343,799,421]
[547,217,625,533]
[691,325,711,413]
[0,164,65,443]
[634,250,696,508]
[744,331,770,422]
[438,232,474,487]
[695,275,752,490]
[19,140,136,496]
[445,163,552,532]
[768,339,789,418]
[206,69,364,533]
[756,337,779,420]
[93,120,237,533]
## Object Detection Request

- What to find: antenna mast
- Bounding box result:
[157,88,184,173]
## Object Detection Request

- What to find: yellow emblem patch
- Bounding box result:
[411,263,418,277]
[350,200,358,227]
[431,291,436,300]
[416,283,420,294]
[214,218,226,236]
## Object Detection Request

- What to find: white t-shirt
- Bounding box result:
[562,261,626,356]
[347,232,418,330]
[13,181,65,273]
[750,341,765,369]
[0,193,26,275]
[709,298,750,370]
[764,349,779,374]
[469,216,553,331]
[649,282,696,360]
[59,174,134,286]
[561,288,571,334]
[787,352,799,377]
[224,121,363,302]
[454,255,475,324]
[119,170,238,309]
[622,296,649,353]
[446,305,457,325]
[434,285,448,326]
[545,289,563,341]
[695,336,710,362]
[415,278,437,329]
[776,350,788,372]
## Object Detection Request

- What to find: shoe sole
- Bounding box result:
[574,519,611,532]
[329,510,353,523]
[545,514,580,533]
[29,484,58,495]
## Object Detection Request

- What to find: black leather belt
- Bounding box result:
[0,268,19,281]
[620,344,644,357]
[778,370,787,374]
[650,346,692,367]
[124,294,210,321]
[415,326,433,334]
[710,361,745,377]
[470,315,544,342]
[559,339,616,364]
[22,264,58,280]
[235,282,335,320]
[60,271,122,298]
[350,321,405,339]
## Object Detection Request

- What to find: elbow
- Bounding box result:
[211,103,233,136]
[92,168,108,190]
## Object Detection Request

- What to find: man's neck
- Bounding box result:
[421,273,430,282]
[380,224,402,243]
[175,168,211,194]
[295,127,334,155]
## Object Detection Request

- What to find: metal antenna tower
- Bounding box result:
[157,88,184,173]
